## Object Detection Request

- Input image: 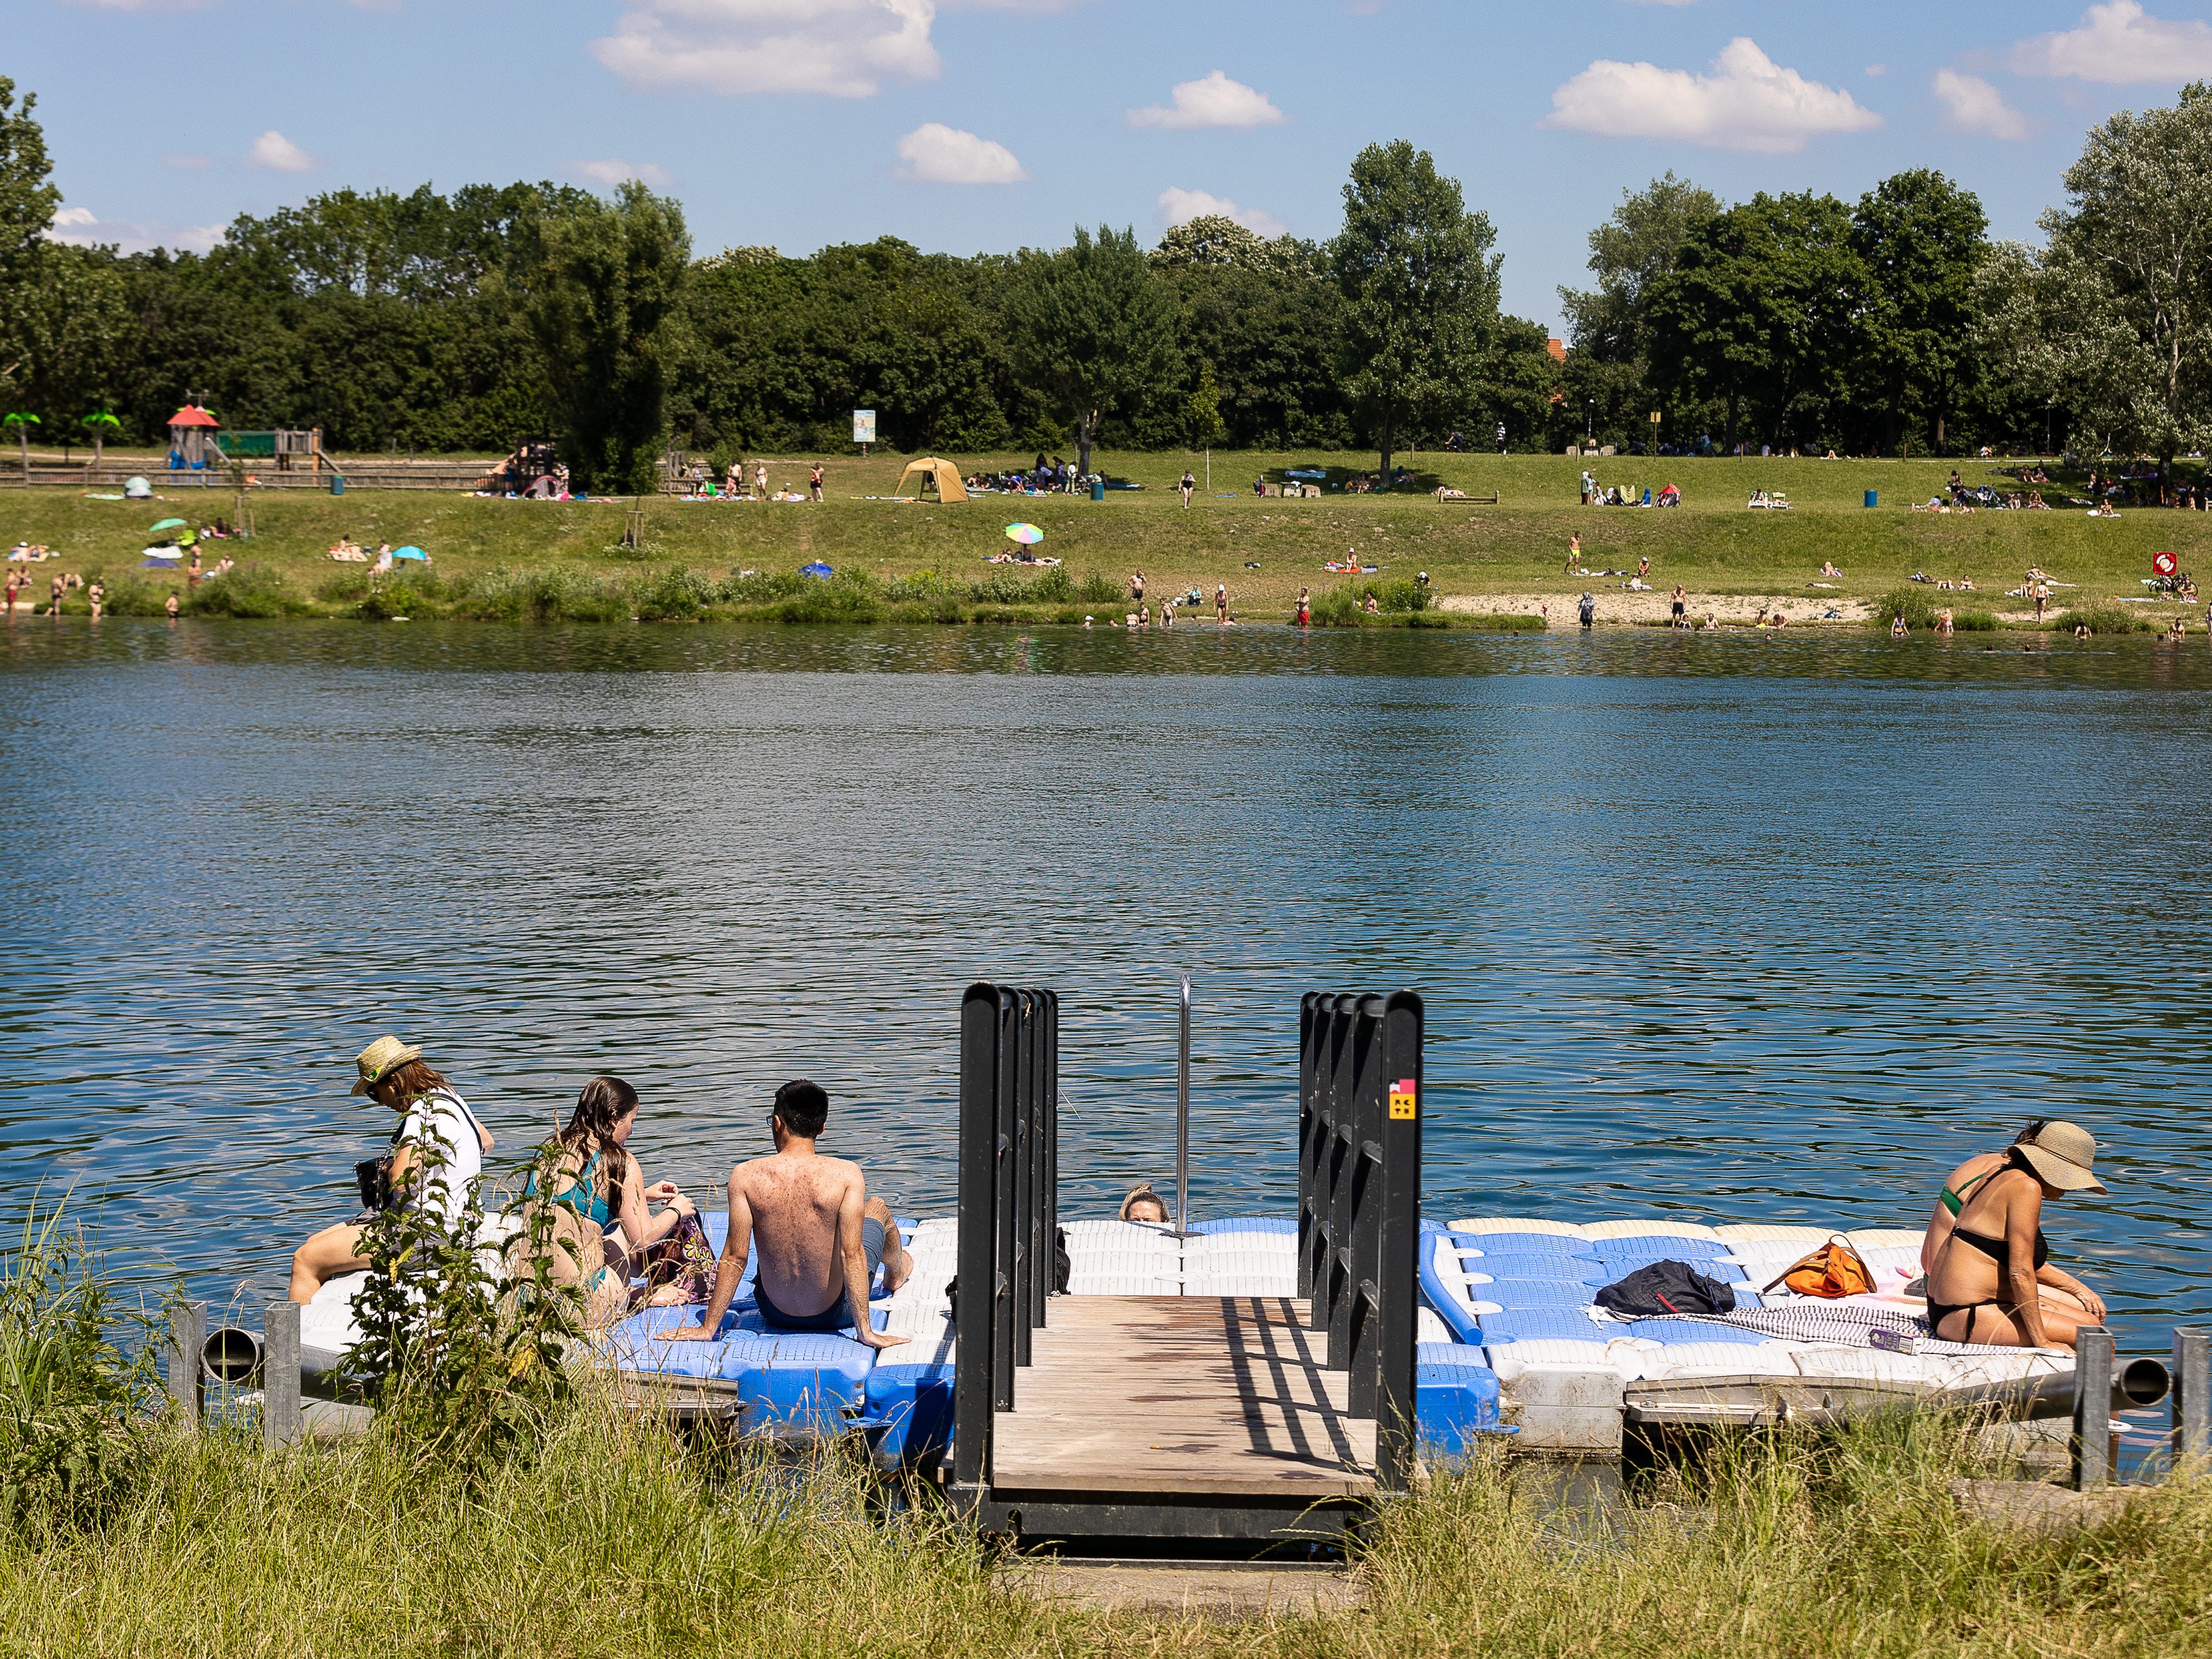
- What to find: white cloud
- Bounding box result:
[2008,2,2212,84]
[1545,37,1883,152]
[1129,70,1286,130]
[1156,186,1287,239]
[46,209,225,254]
[246,129,316,171]
[593,0,938,97]
[895,123,1027,183]
[1933,70,2029,139]
[574,158,672,186]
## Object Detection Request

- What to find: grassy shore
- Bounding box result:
[2,1400,2206,1657]
[4,450,2208,631]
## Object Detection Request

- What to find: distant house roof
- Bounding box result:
[167,406,219,428]
[1546,338,1567,363]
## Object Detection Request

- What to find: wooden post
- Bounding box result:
[167,1300,207,1430]
[2174,1328,2210,1466]
[262,1302,302,1451]
[2074,1325,2115,1491]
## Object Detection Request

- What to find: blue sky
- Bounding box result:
[19,0,2212,330]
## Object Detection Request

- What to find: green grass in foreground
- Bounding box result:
[2,1400,2207,1657]
[4,450,2209,628]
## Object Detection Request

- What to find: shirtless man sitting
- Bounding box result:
[663,1079,911,1351]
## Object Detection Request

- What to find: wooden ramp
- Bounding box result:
[990,1296,1376,1502]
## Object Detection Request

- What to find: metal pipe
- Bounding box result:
[1940,1355,2168,1421]
[201,1325,264,1386]
[1175,975,1192,1238]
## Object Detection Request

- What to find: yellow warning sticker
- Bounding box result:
[1389,1078,1417,1120]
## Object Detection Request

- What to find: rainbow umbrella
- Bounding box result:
[1004,523,1043,545]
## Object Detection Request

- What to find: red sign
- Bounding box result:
[2154,551,2179,576]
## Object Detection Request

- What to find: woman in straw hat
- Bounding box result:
[288,1036,495,1303]
[1920,1120,2109,1349]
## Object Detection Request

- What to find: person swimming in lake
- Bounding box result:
[1921,1120,2108,1349]
[1120,1183,1171,1225]
[663,1079,912,1350]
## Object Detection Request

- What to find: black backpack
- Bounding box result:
[1594,1259,1738,1319]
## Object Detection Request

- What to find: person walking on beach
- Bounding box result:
[1179,469,1195,508]
[809,463,823,503]
[1215,583,1228,625]
[1131,569,1146,606]
[1670,585,1686,628]
[1578,592,1595,629]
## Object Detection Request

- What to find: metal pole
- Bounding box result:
[2174,1328,2211,1466]
[2074,1325,2115,1491]
[1175,976,1192,1237]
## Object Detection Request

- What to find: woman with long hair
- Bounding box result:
[289,1035,495,1303]
[518,1075,713,1322]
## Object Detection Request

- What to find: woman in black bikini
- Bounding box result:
[1922,1120,2108,1349]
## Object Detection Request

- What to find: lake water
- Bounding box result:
[5,619,2210,1364]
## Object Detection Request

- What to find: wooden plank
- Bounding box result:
[990,1296,1377,1499]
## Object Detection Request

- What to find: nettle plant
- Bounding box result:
[344,1118,584,1480]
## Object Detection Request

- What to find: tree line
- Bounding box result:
[5,73,2212,489]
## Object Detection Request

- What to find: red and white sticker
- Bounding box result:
[1389,1078,1418,1120]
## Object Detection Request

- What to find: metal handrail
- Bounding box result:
[1296,988,1424,1491]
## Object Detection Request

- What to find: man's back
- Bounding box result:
[736,1149,861,1317]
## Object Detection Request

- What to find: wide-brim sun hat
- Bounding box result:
[351,1035,423,1095]
[2015,1119,2107,1194]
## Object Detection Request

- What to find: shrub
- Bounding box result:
[969,569,1058,606]
[2064,602,2154,634]
[1459,613,1547,632]
[0,1201,163,1542]
[173,563,303,619]
[628,566,714,621]
[769,583,882,624]
[346,1126,580,1483]
[457,567,625,624]
[715,568,804,607]
[1077,569,1121,603]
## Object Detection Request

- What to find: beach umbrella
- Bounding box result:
[800,561,833,578]
[393,546,428,561]
[1004,523,1043,544]
[149,518,188,532]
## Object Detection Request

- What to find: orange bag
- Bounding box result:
[1762,1236,1875,1299]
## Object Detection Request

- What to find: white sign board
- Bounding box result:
[852,409,877,445]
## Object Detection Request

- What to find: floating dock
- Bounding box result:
[228,980,2196,1550]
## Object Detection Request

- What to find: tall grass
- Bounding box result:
[1871,586,1999,632]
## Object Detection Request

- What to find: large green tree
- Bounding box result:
[1646,192,1865,452]
[1330,141,1498,479]
[511,181,690,494]
[2033,84,2212,467]
[0,77,61,406]
[1004,225,1177,479]
[1851,170,1988,454]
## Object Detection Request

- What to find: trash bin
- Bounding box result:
[1090,476,1104,502]
[330,474,345,496]
[1863,489,1877,508]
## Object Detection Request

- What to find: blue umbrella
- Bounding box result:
[800,561,833,579]
[392,546,428,561]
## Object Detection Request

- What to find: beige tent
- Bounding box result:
[896,457,968,502]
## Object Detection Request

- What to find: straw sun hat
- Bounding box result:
[350,1035,423,1096]
[2015,1120,2108,1194]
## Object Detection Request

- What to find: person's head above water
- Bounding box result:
[772,1078,830,1141]
[1120,1183,1169,1224]
[2011,1119,2106,1196]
